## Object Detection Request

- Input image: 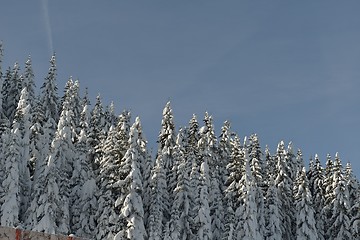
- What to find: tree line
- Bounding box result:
[0,44,359,240]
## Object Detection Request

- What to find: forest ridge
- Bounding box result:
[0,45,359,240]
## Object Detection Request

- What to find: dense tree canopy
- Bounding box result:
[0,45,359,240]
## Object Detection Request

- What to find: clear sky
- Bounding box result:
[1,0,359,177]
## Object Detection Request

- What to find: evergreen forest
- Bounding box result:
[0,44,359,240]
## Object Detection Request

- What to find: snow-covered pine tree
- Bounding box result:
[186,115,203,237]
[345,163,360,238]
[134,116,153,227]
[104,101,117,134]
[88,94,106,175]
[12,88,32,223]
[96,125,122,240]
[147,152,168,240]
[1,67,11,114]
[293,167,318,240]
[265,174,282,240]
[148,101,176,240]
[264,145,275,192]
[247,133,266,238]
[115,110,132,169]
[322,154,335,238]
[23,56,36,106]
[70,80,82,131]
[218,121,231,183]
[274,141,295,239]
[41,54,59,124]
[198,112,224,240]
[193,159,212,240]
[69,102,98,238]
[235,145,261,240]
[352,194,360,238]
[31,81,77,235]
[114,118,147,240]
[25,115,55,231]
[0,127,21,227]
[166,128,194,240]
[345,162,360,217]
[223,135,244,239]
[326,153,352,239]
[30,155,62,234]
[2,62,22,122]
[307,154,326,240]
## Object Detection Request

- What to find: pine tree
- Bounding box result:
[25,117,54,231]
[104,101,117,133]
[265,174,282,240]
[31,85,77,235]
[115,110,132,169]
[235,148,261,240]
[197,113,225,239]
[307,154,326,240]
[294,167,318,240]
[134,116,153,227]
[88,94,106,174]
[2,62,22,122]
[41,54,59,124]
[345,163,360,238]
[223,135,244,239]
[114,119,147,240]
[247,133,266,238]
[12,88,32,223]
[23,56,36,105]
[167,129,194,239]
[327,153,352,239]
[148,101,176,240]
[351,196,360,238]
[0,127,21,227]
[264,145,275,192]
[69,102,98,238]
[96,125,122,240]
[323,154,335,238]
[274,141,295,239]
[194,160,212,240]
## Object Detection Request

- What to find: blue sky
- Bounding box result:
[1,1,360,177]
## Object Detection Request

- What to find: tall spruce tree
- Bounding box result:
[31,82,77,235]
[12,88,32,223]
[235,147,261,240]
[307,154,326,240]
[114,119,147,240]
[2,62,22,122]
[69,102,98,238]
[0,127,21,227]
[88,94,106,174]
[198,112,224,239]
[166,129,194,240]
[265,174,282,240]
[323,154,335,238]
[41,54,59,124]
[327,153,352,239]
[96,125,123,239]
[23,56,36,105]
[274,141,296,239]
[248,134,266,237]
[194,159,212,240]
[223,135,245,239]
[294,167,318,240]
[148,101,176,240]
